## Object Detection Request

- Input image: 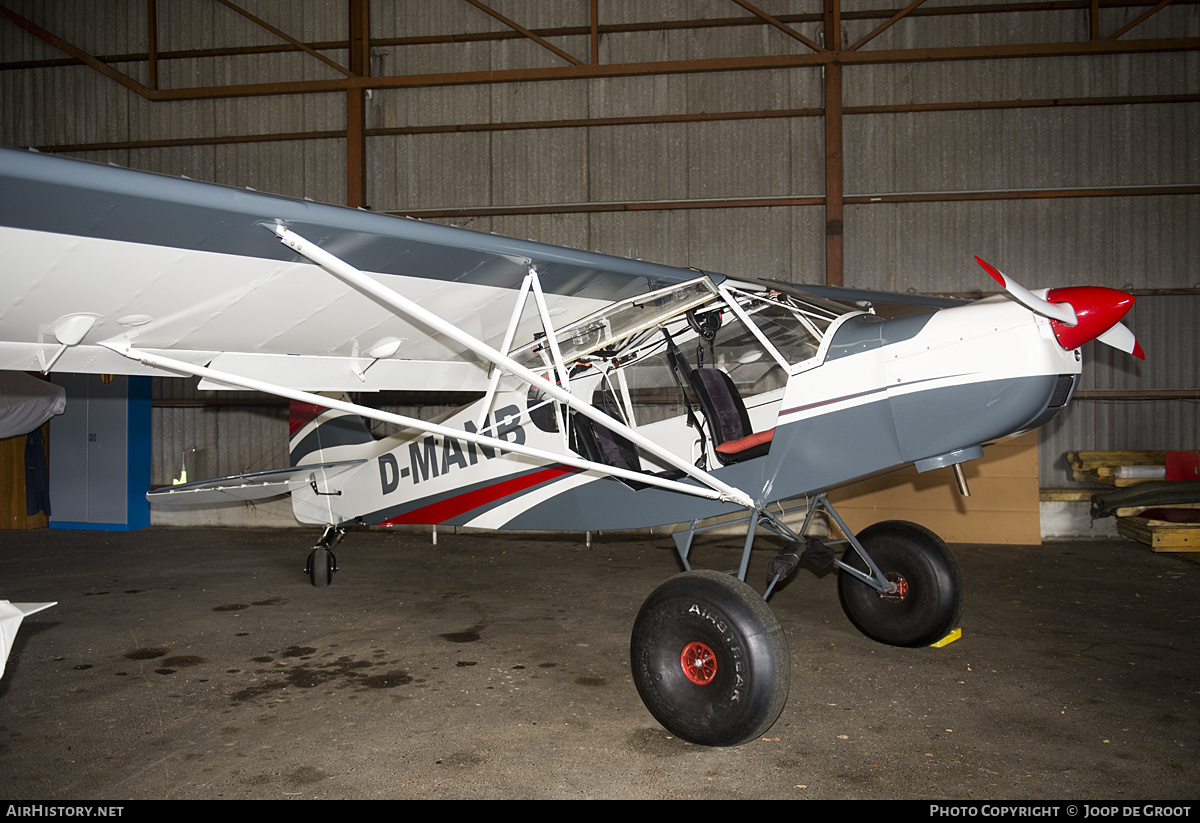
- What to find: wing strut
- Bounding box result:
[717,284,790,372]
[475,264,571,432]
[100,342,740,503]
[266,225,757,509]
[476,268,534,429]
[528,264,572,394]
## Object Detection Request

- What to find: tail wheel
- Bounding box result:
[837,521,963,647]
[306,547,335,587]
[630,569,790,747]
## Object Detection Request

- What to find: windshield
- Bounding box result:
[718,285,846,368]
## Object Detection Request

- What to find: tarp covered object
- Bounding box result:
[0,372,66,440]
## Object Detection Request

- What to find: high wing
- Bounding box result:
[0,147,715,392]
[772,280,968,318]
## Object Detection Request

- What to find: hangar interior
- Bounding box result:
[0,0,1196,537]
[2,1,1200,802]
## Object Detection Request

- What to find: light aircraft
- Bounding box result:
[0,147,1142,744]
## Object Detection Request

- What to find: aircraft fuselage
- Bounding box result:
[289,295,1080,531]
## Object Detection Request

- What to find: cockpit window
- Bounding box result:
[720,287,839,368]
[508,277,717,369]
[741,299,821,365]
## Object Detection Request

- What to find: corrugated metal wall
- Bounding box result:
[1,1,1196,518]
[0,0,350,203]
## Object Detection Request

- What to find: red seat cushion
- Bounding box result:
[715,427,775,455]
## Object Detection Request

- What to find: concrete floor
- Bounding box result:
[0,526,1197,800]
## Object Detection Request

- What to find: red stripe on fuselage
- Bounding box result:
[379,465,580,526]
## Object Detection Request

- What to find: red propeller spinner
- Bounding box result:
[975,256,1145,360]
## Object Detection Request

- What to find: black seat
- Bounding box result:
[688,367,774,465]
[570,412,688,490]
[571,413,641,474]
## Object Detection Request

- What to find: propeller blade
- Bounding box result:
[975,256,1076,325]
[1096,321,1146,360]
[975,256,1142,358]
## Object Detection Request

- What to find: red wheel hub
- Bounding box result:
[881,572,908,601]
[680,641,718,685]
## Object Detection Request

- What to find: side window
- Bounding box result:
[741,301,822,366]
[704,322,789,398]
[612,352,688,427]
[526,385,562,433]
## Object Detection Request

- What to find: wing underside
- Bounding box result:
[0,148,710,392]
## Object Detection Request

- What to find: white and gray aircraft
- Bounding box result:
[0,147,1142,743]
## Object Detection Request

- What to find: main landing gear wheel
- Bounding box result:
[306,547,335,587]
[837,520,963,647]
[630,569,790,747]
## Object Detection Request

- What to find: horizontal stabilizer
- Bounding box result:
[147,460,366,506]
[1,600,56,679]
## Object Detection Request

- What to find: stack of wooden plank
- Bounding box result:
[1115,507,1200,552]
[1074,451,1200,553]
[1068,450,1167,486]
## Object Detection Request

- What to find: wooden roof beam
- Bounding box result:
[0,4,154,98]
[1107,0,1176,39]
[215,0,354,77]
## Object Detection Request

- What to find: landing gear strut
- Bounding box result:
[632,495,963,745]
[306,525,345,587]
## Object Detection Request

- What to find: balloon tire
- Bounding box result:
[630,570,790,746]
[837,521,963,647]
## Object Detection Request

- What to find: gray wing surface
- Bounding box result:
[771,279,967,317]
[0,148,714,390]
